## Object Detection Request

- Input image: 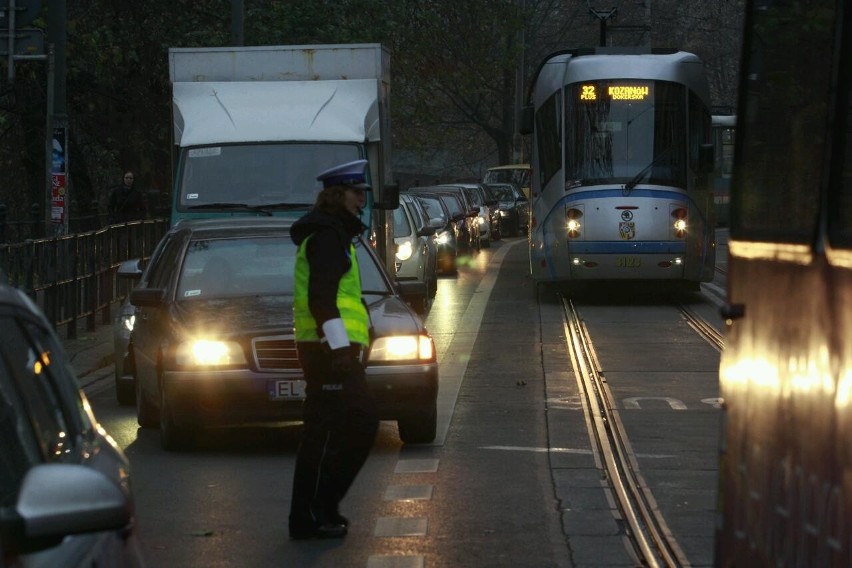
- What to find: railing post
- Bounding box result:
[30,203,41,239]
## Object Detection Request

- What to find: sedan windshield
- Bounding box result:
[176,234,390,300]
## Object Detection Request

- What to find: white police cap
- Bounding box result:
[316,159,371,190]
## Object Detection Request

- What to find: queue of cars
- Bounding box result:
[0,276,144,567]
[111,181,529,450]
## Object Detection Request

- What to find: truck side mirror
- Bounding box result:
[519,106,534,136]
[374,184,400,210]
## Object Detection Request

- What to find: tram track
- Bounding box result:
[677,304,725,351]
[560,295,691,567]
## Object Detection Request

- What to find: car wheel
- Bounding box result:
[397,404,437,444]
[160,383,194,451]
[135,368,159,428]
[410,294,430,315]
[481,235,491,248]
[115,349,136,406]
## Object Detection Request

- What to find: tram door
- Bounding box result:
[715,0,851,566]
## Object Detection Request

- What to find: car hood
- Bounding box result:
[365,293,427,338]
[175,295,294,334]
[498,199,516,209]
[171,293,426,339]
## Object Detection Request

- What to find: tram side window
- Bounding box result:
[688,92,711,175]
[535,91,561,188]
[731,3,833,242]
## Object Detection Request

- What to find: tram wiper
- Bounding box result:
[623,148,671,194]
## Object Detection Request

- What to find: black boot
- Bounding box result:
[289,509,347,540]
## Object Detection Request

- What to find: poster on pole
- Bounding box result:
[50,126,67,225]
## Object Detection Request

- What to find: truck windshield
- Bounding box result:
[176,143,362,210]
[564,80,687,189]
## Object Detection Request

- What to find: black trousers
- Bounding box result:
[289,342,378,523]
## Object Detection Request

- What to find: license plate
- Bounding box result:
[268,379,306,401]
[616,256,642,268]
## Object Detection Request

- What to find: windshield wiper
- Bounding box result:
[623,148,672,194]
[186,202,312,215]
[186,203,271,215]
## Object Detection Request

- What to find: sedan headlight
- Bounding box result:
[175,339,247,366]
[368,335,434,362]
[435,231,451,245]
[396,241,413,262]
[118,313,135,339]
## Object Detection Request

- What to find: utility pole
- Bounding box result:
[46,0,68,236]
[512,0,525,164]
[231,0,244,46]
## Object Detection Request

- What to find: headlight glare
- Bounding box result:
[368,335,434,362]
[396,241,413,261]
[176,339,246,366]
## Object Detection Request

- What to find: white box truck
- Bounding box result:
[167,44,396,232]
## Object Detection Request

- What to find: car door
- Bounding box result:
[132,232,187,407]
[0,306,138,568]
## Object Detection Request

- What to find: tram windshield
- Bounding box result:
[564,80,687,189]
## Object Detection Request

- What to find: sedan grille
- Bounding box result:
[252,335,301,371]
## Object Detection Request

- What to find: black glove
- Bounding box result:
[331,347,357,376]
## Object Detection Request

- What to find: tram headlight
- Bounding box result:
[566,207,583,238]
[671,207,688,238]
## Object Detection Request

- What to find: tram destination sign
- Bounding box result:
[579,82,652,102]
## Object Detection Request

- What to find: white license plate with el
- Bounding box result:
[268,379,306,400]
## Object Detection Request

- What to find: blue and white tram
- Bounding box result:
[520,47,716,288]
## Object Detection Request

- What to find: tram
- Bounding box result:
[715,0,851,565]
[520,47,716,289]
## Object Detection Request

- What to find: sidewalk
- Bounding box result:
[60,316,119,395]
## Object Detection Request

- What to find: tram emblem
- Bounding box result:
[621,210,633,221]
[619,222,635,240]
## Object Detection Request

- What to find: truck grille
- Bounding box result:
[252,335,301,371]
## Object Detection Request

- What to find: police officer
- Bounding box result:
[288,159,378,540]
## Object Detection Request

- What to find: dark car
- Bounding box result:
[486,182,529,237]
[407,186,481,253]
[122,217,439,450]
[438,183,501,247]
[0,277,142,567]
[411,192,458,275]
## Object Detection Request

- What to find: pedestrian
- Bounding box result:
[107,171,147,223]
[288,159,378,540]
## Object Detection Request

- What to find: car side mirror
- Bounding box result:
[130,288,167,308]
[428,217,445,229]
[417,226,437,237]
[117,259,143,280]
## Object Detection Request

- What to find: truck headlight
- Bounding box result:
[176,339,246,366]
[368,335,434,362]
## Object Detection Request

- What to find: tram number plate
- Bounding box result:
[616,256,642,268]
[268,379,306,400]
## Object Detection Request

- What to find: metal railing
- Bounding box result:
[0,219,170,339]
